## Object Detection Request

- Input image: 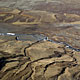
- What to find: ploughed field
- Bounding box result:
[0,0,80,80]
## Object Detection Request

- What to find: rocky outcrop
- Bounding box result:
[0,0,80,80]
[0,37,80,80]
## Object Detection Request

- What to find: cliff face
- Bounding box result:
[0,0,80,80]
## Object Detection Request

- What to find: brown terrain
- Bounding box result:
[0,0,80,80]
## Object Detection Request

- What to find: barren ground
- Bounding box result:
[0,0,80,80]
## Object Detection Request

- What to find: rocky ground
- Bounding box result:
[0,0,80,80]
[0,37,80,80]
